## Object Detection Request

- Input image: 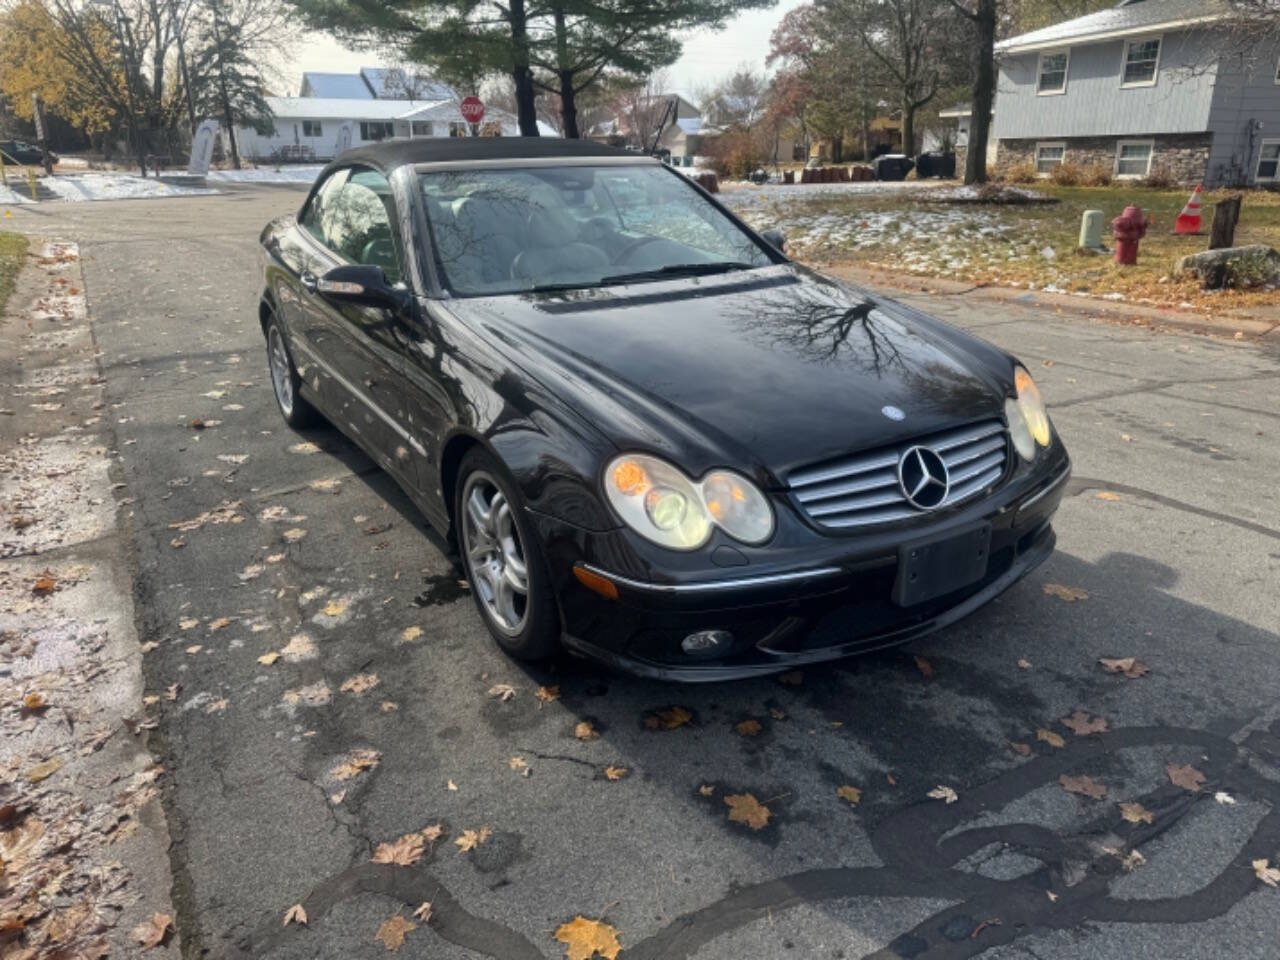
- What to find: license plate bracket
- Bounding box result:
[893,522,992,607]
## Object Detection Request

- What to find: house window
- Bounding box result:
[1037,51,1069,95]
[1115,140,1154,178]
[449,121,469,137]
[1121,37,1161,87]
[302,120,323,137]
[1257,140,1280,182]
[1035,142,1065,175]
[359,121,394,141]
[411,121,433,137]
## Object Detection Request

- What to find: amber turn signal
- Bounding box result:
[573,565,619,600]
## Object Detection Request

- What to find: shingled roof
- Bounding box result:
[997,0,1227,53]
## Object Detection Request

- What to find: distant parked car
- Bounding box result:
[0,140,56,165]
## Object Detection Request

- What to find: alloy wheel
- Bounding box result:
[267,326,294,416]
[460,472,529,635]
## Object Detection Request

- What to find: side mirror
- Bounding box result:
[761,227,786,254]
[317,264,409,311]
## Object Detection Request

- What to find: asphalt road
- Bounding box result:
[7,184,1280,960]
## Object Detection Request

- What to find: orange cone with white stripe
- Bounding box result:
[1174,185,1203,234]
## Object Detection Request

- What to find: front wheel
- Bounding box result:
[456,449,560,660]
[265,311,320,429]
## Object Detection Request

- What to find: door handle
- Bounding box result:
[300,272,318,293]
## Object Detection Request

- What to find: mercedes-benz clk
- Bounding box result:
[257,137,1070,681]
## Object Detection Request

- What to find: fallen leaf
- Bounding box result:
[455,827,491,852]
[886,772,897,786]
[1120,433,1132,443]
[509,756,528,771]
[380,701,398,712]
[165,683,181,701]
[283,903,307,926]
[185,645,203,655]
[143,695,160,706]
[487,683,516,702]
[412,901,432,923]
[1119,801,1154,824]
[340,673,379,695]
[1037,728,1066,748]
[698,784,715,797]
[575,721,599,741]
[447,779,458,791]
[208,616,231,631]
[1017,658,1032,670]
[928,785,959,804]
[422,824,443,844]
[1047,891,1059,902]
[769,707,787,720]
[778,671,803,686]
[1099,657,1149,678]
[644,706,693,730]
[375,914,416,951]
[280,633,317,662]
[283,528,307,542]
[724,793,770,830]
[535,685,560,703]
[205,698,228,714]
[1059,773,1106,800]
[604,765,628,781]
[1215,791,1237,805]
[1009,742,1032,757]
[1062,709,1108,736]
[178,617,199,630]
[371,832,425,866]
[1118,849,1146,872]
[735,719,763,737]
[21,692,48,712]
[257,651,281,666]
[554,915,623,960]
[1253,859,1280,887]
[170,537,186,548]
[25,758,62,783]
[331,748,380,780]
[321,600,348,617]
[130,913,172,949]
[836,785,862,806]
[1095,490,1122,501]
[399,625,422,643]
[914,656,934,679]
[1043,583,1088,602]
[1167,763,1206,793]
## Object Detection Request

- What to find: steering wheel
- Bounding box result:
[611,235,664,265]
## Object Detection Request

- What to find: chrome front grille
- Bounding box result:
[787,420,1009,530]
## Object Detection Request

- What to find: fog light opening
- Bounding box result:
[681,629,734,659]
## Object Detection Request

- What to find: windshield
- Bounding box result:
[418,164,775,296]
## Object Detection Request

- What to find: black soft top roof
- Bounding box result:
[331,137,636,172]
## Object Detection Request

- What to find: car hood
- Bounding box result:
[449,265,1014,485]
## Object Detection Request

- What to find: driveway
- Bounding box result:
[6,184,1280,959]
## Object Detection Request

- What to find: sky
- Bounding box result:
[282,0,808,102]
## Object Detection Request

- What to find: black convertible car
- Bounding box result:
[258,138,1069,681]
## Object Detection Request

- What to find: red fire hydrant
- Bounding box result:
[1112,205,1151,265]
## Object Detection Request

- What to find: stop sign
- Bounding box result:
[460,97,485,125]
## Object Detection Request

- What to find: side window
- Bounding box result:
[320,167,404,285]
[300,169,348,246]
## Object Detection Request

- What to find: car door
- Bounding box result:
[304,166,419,481]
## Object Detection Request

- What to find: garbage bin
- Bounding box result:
[914,152,956,179]
[873,154,915,181]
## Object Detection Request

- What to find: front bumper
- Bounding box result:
[532,451,1070,682]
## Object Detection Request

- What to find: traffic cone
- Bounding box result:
[1174,185,1203,234]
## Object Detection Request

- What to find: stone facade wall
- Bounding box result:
[995,134,1212,183]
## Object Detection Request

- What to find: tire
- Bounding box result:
[264,308,321,429]
[455,448,561,660]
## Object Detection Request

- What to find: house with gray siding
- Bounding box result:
[992,0,1280,186]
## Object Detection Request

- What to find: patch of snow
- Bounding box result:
[40,173,217,202]
[0,183,34,204]
[207,165,325,184]
[1040,246,1056,260]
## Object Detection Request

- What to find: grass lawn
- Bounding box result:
[723,183,1280,312]
[0,231,28,313]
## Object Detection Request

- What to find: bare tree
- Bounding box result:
[610,69,672,149]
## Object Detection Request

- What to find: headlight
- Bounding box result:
[1007,366,1051,461]
[604,455,775,550]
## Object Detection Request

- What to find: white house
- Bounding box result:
[234,97,541,163]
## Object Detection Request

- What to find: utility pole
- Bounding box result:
[31,94,54,175]
[166,0,198,133]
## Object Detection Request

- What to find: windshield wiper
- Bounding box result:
[599,262,754,285]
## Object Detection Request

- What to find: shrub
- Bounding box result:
[702,129,770,180]
[1080,163,1113,186]
[1050,161,1083,186]
[1140,165,1177,189]
[1000,161,1038,184]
